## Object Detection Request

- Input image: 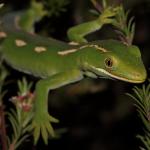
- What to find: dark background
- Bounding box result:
[0,0,150,149]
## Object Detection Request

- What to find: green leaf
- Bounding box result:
[128,82,150,149]
[15,134,30,149]
[7,112,19,139]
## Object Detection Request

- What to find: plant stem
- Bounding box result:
[0,102,7,150]
[9,141,15,150]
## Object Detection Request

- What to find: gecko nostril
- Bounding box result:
[135,73,141,79]
[135,74,140,77]
[131,72,141,80]
[134,72,146,81]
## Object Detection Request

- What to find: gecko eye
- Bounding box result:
[105,58,113,68]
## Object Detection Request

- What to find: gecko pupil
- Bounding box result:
[105,58,113,68]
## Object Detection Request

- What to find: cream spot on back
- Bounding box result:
[68,41,79,45]
[0,32,7,38]
[34,46,47,53]
[80,45,108,52]
[92,45,107,52]
[58,44,108,56]
[15,39,27,47]
[58,49,78,55]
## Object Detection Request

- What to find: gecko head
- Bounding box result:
[84,40,147,83]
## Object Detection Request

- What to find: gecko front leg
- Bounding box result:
[32,70,83,144]
[67,6,120,43]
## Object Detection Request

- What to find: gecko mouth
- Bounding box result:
[94,68,146,83]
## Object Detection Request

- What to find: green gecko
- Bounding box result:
[0,3,147,144]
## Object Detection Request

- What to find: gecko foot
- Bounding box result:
[31,113,59,145]
[99,6,120,24]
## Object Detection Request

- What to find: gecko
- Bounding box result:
[0,2,147,144]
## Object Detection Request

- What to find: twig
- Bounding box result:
[0,102,7,150]
[9,141,15,150]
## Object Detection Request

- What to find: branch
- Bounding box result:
[0,102,7,150]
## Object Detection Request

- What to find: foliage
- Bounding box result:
[7,78,34,150]
[43,0,70,17]
[127,81,150,150]
[0,62,34,150]
[0,62,8,100]
[91,0,135,45]
[19,0,47,32]
[113,6,135,46]
[0,59,9,150]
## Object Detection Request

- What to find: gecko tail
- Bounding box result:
[0,11,22,47]
[1,12,21,30]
